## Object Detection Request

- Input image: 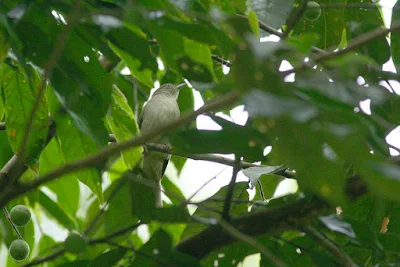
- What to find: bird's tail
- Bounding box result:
[143,152,164,207]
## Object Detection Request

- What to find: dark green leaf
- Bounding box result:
[2,62,48,168]
[89,248,126,267]
[39,139,80,217]
[38,191,77,230]
[16,4,111,146]
[106,86,142,170]
[133,230,199,266]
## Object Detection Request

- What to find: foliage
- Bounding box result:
[0,0,399,266]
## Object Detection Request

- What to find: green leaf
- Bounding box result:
[39,139,80,217]
[38,190,77,230]
[197,0,235,14]
[391,0,400,70]
[106,86,143,170]
[177,85,194,114]
[109,42,155,88]
[2,62,48,168]
[0,130,13,169]
[171,117,267,161]
[148,22,215,82]
[16,4,111,146]
[128,172,190,222]
[247,10,260,36]
[88,248,126,267]
[252,0,294,37]
[37,234,57,256]
[255,174,285,200]
[55,114,103,202]
[162,175,186,205]
[345,0,389,65]
[292,0,346,49]
[181,182,249,240]
[104,179,139,236]
[133,230,199,266]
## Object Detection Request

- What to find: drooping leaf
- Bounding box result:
[2,62,48,168]
[38,190,76,230]
[106,86,142,170]
[16,4,112,146]
[39,139,80,217]
[55,114,103,202]
[133,230,199,266]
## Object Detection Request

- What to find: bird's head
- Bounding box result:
[153,83,186,99]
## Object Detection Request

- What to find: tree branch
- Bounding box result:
[222,156,241,220]
[283,21,400,76]
[235,14,326,54]
[282,0,308,39]
[299,225,356,267]
[22,249,66,267]
[89,221,142,245]
[176,196,329,259]
[146,143,258,168]
[0,91,239,207]
[218,218,288,267]
[2,206,23,239]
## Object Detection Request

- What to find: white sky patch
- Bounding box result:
[386,126,400,156]
[359,99,371,115]
[280,60,295,82]
[223,65,230,74]
[51,10,67,24]
[121,67,131,75]
[356,76,366,85]
[194,90,222,130]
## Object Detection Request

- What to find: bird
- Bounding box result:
[139,83,186,207]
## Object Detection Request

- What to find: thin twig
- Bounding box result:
[300,225,356,267]
[219,218,288,267]
[84,178,128,236]
[105,240,170,266]
[0,122,56,197]
[211,54,232,67]
[283,21,400,76]
[22,248,66,267]
[187,167,227,202]
[235,14,326,54]
[89,221,142,244]
[282,0,308,39]
[146,143,260,169]
[222,156,241,220]
[2,206,23,239]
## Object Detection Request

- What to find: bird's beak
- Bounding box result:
[176,83,187,90]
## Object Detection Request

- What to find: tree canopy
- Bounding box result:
[0,0,400,266]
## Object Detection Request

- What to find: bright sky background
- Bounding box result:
[1,1,399,265]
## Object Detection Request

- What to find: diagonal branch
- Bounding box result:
[218,218,288,266]
[235,14,326,54]
[299,225,356,267]
[0,91,239,207]
[282,21,400,76]
[176,196,329,259]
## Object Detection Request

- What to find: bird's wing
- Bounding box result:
[138,107,145,129]
[161,155,171,177]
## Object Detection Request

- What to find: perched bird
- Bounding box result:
[139,83,186,207]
